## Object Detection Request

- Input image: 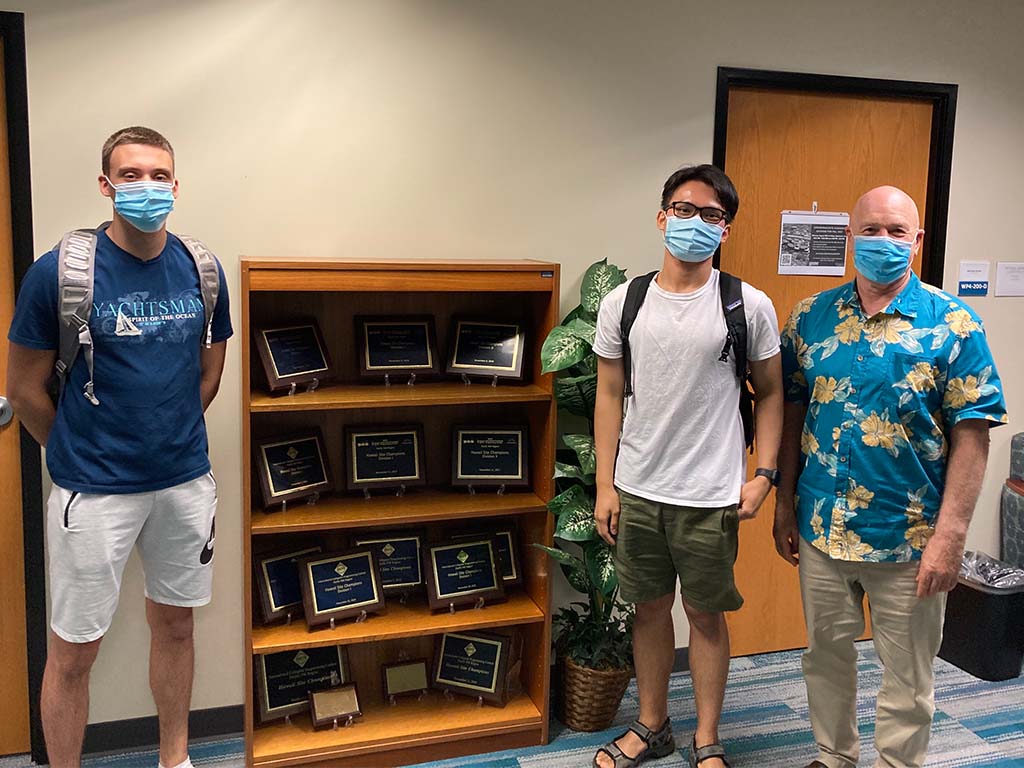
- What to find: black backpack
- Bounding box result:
[619,270,755,451]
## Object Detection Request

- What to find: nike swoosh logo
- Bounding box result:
[200,518,216,565]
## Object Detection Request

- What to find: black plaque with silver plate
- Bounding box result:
[431,631,511,706]
[254,430,332,511]
[451,425,529,493]
[450,524,522,587]
[424,537,505,612]
[345,425,426,495]
[356,315,440,384]
[445,319,527,383]
[255,645,349,724]
[352,531,424,598]
[298,548,386,629]
[254,545,323,624]
[255,321,334,394]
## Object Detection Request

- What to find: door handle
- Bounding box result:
[0,396,12,427]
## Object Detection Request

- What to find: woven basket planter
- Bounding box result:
[557,655,633,732]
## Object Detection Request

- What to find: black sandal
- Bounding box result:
[592,718,676,767]
[687,735,731,767]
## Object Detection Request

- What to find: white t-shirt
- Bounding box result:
[593,270,780,507]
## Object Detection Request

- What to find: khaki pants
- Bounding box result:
[798,539,947,768]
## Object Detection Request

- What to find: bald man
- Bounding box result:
[775,186,1007,768]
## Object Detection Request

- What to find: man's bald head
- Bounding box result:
[850,186,922,241]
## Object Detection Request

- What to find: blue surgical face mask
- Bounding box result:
[664,215,724,263]
[105,177,175,233]
[853,235,914,285]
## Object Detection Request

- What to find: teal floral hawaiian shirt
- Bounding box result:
[780,273,1007,562]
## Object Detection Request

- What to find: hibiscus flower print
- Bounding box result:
[864,316,913,345]
[945,375,981,409]
[905,498,925,523]
[904,361,938,393]
[846,482,875,511]
[811,376,838,404]
[905,521,933,550]
[945,308,981,338]
[860,412,899,450]
[794,339,814,370]
[785,296,817,334]
[828,528,876,561]
[833,315,862,344]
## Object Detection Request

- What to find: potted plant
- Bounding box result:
[536,258,636,732]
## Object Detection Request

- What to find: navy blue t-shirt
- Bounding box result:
[8,230,233,493]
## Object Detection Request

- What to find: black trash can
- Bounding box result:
[938,576,1024,681]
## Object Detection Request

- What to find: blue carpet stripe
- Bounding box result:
[2,643,1020,767]
[415,643,1024,768]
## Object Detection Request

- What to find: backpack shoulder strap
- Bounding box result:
[620,271,657,397]
[177,234,221,348]
[718,270,747,378]
[55,224,104,405]
[719,270,756,450]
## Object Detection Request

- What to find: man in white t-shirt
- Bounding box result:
[591,165,783,768]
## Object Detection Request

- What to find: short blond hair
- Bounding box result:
[101,126,174,175]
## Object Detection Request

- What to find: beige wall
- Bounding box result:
[18,0,1023,723]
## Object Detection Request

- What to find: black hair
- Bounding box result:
[660,164,739,222]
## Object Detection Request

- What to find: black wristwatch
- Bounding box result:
[754,467,781,487]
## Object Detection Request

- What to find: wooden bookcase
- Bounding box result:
[240,259,558,767]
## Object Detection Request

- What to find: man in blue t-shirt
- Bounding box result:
[7,126,231,768]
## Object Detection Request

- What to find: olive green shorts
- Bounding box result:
[612,489,743,612]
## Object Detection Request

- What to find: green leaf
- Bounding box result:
[562,434,597,475]
[534,544,591,594]
[571,354,598,377]
[580,259,627,315]
[541,326,591,374]
[554,461,595,485]
[532,543,584,570]
[561,562,592,593]
[561,304,590,325]
[553,372,597,417]
[584,541,618,597]
[564,317,596,345]
[555,499,598,542]
[547,484,589,518]
[536,544,593,598]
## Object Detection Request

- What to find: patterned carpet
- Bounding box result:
[3,644,1021,767]
[416,646,1024,768]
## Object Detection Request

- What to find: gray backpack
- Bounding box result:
[54,222,220,405]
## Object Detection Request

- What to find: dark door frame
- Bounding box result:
[0,9,43,765]
[711,66,958,287]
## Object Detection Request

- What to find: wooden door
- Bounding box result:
[720,87,933,656]
[0,36,31,755]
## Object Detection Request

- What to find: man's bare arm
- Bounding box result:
[740,353,783,519]
[773,401,807,565]
[199,341,227,412]
[594,355,624,545]
[916,419,991,598]
[7,342,57,446]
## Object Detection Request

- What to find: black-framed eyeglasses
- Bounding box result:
[664,201,730,225]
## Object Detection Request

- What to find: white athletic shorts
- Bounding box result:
[46,472,218,643]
